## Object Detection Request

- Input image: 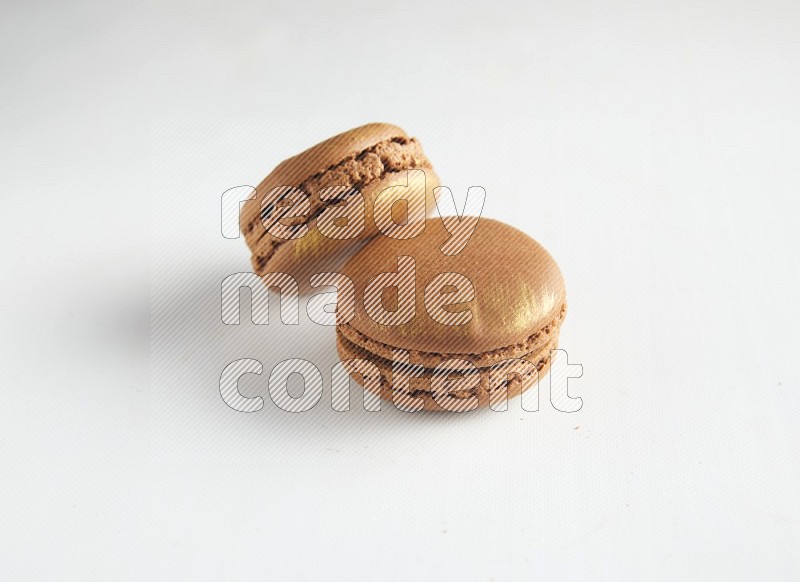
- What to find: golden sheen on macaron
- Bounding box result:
[240,123,440,285]
[336,218,567,411]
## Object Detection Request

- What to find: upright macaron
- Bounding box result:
[336,218,567,411]
[240,123,440,285]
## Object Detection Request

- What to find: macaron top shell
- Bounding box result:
[254,122,410,196]
[240,123,423,241]
[339,218,566,360]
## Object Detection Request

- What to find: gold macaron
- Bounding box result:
[336,218,567,411]
[240,123,440,286]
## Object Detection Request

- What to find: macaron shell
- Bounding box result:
[340,218,567,356]
[253,122,407,207]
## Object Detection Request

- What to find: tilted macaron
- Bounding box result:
[336,218,567,411]
[240,123,440,285]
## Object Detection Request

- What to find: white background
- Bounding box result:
[2,0,799,580]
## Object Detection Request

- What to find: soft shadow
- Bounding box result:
[148,260,492,456]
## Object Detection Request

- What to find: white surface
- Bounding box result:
[1,1,799,580]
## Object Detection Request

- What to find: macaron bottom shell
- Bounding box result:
[335,328,560,412]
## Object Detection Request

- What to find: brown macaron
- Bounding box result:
[336,218,567,411]
[239,123,440,285]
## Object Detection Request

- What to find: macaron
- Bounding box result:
[239,123,440,284]
[335,218,567,411]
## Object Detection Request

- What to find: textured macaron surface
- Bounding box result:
[239,123,438,275]
[338,218,567,363]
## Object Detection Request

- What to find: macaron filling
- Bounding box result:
[245,136,434,271]
[336,302,566,403]
[336,328,558,402]
[337,303,566,370]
